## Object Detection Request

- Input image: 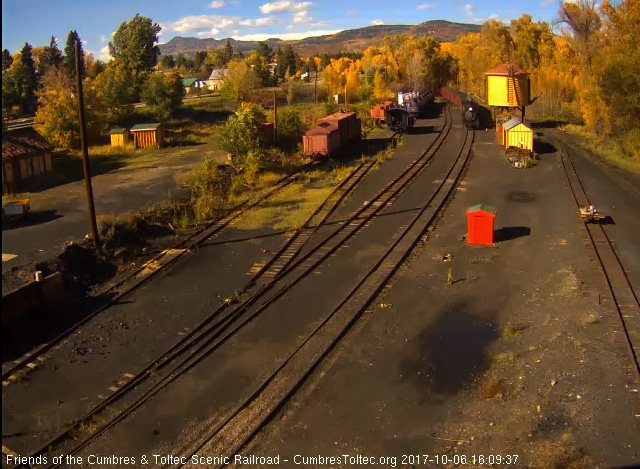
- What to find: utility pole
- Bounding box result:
[75,40,100,247]
[273,89,278,145]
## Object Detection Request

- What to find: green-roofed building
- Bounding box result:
[182,78,205,94]
[129,123,164,149]
[109,127,130,147]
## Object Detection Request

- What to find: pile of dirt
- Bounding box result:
[35,241,117,293]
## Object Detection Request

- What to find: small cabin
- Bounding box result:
[2,128,54,194]
[502,117,533,152]
[109,127,130,147]
[484,63,531,108]
[182,78,205,95]
[130,123,164,149]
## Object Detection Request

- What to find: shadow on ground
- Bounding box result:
[400,303,498,396]
[535,140,557,155]
[409,125,436,135]
[494,226,531,242]
[2,210,63,231]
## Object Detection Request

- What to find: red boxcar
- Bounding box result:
[303,121,341,158]
[439,86,463,110]
[318,111,361,146]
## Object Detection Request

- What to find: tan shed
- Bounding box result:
[109,127,130,147]
[130,123,164,149]
[502,117,533,153]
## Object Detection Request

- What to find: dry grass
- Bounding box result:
[562,124,640,175]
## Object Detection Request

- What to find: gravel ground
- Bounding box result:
[244,128,640,468]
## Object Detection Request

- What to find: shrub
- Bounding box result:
[277,106,304,150]
[622,128,640,161]
[324,98,338,116]
[189,157,233,221]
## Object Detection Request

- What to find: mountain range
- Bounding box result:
[158,20,481,57]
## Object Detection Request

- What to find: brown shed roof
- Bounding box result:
[2,128,54,161]
[485,63,528,75]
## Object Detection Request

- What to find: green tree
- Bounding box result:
[140,70,185,120]
[193,51,207,71]
[109,14,161,76]
[94,61,136,124]
[161,54,176,69]
[40,36,64,76]
[2,69,21,113]
[219,59,261,101]
[256,42,273,62]
[219,102,266,165]
[205,49,224,69]
[2,49,12,71]
[63,30,84,82]
[276,106,303,150]
[222,40,233,64]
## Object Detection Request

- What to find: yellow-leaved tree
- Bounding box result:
[34,67,102,149]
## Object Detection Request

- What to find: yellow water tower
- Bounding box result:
[484,63,531,121]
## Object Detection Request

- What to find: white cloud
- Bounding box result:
[98,45,111,61]
[293,9,311,23]
[197,29,220,37]
[239,16,278,26]
[232,28,341,41]
[371,19,384,25]
[209,0,225,7]
[99,35,108,42]
[489,13,499,19]
[161,15,240,33]
[417,3,434,9]
[259,1,312,14]
[464,3,474,19]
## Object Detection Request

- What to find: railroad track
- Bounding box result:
[15,107,454,468]
[1,161,320,383]
[170,127,476,469]
[556,137,640,379]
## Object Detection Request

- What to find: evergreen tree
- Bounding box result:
[276,46,285,80]
[63,30,85,81]
[2,49,12,71]
[19,43,37,111]
[40,36,64,76]
[223,40,233,64]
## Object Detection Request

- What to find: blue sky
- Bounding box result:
[1,0,561,60]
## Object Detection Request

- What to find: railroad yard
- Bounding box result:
[2,100,640,469]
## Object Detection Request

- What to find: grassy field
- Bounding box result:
[562,124,640,175]
[230,161,362,231]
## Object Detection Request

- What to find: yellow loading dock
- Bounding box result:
[502,117,533,152]
[109,127,130,147]
[130,123,164,149]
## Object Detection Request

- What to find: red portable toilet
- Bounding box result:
[466,203,497,245]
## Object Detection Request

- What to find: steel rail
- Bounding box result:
[2,161,319,382]
[176,128,475,468]
[557,139,640,378]
[32,108,453,468]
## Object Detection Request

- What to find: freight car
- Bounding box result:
[370,100,394,120]
[407,91,435,118]
[303,111,362,159]
[439,86,480,129]
[385,107,415,133]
